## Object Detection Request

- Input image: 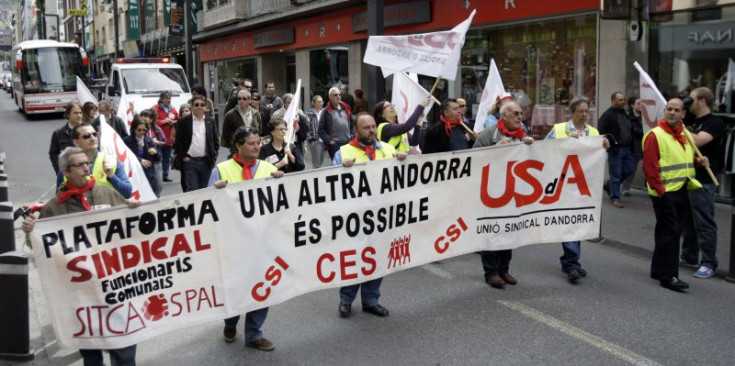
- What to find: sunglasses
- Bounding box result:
[70,161,91,168]
[243,85,252,89]
[80,132,98,140]
[458,104,467,108]
[193,103,206,107]
[238,97,251,101]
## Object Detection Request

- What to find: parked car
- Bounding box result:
[3,74,11,93]
[0,72,7,90]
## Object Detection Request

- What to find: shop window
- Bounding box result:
[216,57,257,105]
[309,46,349,100]
[460,15,598,138]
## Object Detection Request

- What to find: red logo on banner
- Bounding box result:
[434,218,468,254]
[388,235,411,269]
[480,155,590,208]
[142,294,169,321]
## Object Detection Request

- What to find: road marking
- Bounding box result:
[499,301,663,366]
[34,339,56,356]
[422,263,454,279]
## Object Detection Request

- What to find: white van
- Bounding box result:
[105,58,191,113]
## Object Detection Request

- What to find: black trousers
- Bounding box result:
[650,187,692,281]
[480,250,512,281]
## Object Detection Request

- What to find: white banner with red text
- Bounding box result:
[30,137,606,349]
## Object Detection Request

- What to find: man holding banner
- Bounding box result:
[334,113,406,317]
[209,126,283,351]
[23,146,140,365]
[423,99,473,153]
[643,98,707,292]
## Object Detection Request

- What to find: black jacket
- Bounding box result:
[318,102,354,144]
[93,114,130,139]
[49,123,75,174]
[173,114,220,167]
[598,107,634,149]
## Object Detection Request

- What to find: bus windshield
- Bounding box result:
[22,47,83,93]
[122,68,190,94]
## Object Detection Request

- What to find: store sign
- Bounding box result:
[168,0,184,35]
[659,21,735,52]
[128,0,140,40]
[253,28,295,49]
[352,1,430,33]
[123,40,142,58]
[601,0,631,19]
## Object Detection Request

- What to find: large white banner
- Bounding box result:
[30,137,606,349]
[473,59,506,133]
[363,10,476,81]
[634,61,667,132]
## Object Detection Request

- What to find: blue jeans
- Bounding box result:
[224,308,269,342]
[606,146,635,201]
[183,158,212,192]
[560,241,582,271]
[80,345,136,366]
[682,184,718,269]
[340,278,383,307]
[161,146,173,179]
[152,162,163,197]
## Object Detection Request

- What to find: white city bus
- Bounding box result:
[11,40,88,115]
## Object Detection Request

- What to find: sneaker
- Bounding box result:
[678,257,698,268]
[246,338,276,351]
[223,327,236,343]
[693,266,715,278]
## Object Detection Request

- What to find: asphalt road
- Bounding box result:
[2,94,735,366]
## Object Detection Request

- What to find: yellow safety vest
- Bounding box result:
[553,122,600,138]
[643,127,701,196]
[377,122,411,152]
[63,152,115,189]
[339,142,396,162]
[216,158,278,183]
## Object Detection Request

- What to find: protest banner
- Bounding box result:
[473,59,506,133]
[634,61,666,132]
[364,10,476,81]
[30,137,606,349]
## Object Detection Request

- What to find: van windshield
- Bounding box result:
[122,68,190,94]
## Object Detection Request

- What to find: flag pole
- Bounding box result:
[683,129,719,186]
[427,76,472,133]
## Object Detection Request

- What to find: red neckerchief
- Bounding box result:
[496,119,526,140]
[58,177,96,211]
[326,101,352,116]
[658,119,686,146]
[232,153,257,180]
[348,138,376,160]
[440,115,461,137]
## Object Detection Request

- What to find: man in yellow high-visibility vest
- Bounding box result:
[333,112,407,318]
[642,98,708,292]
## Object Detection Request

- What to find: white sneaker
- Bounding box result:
[693,266,714,278]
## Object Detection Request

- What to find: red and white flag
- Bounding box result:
[116,90,134,134]
[391,71,435,125]
[634,61,666,132]
[284,79,302,144]
[473,59,506,133]
[364,10,476,81]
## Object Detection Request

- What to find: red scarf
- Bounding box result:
[348,138,376,161]
[496,119,526,140]
[440,115,461,137]
[233,153,257,180]
[58,177,96,211]
[658,119,686,146]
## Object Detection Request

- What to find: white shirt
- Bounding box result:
[237,106,253,128]
[187,115,207,158]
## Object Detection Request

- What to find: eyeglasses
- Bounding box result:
[238,97,251,101]
[193,103,206,107]
[512,111,523,116]
[70,162,91,168]
[243,85,252,89]
[80,132,98,140]
[458,105,467,108]
[330,94,340,97]
[383,103,395,110]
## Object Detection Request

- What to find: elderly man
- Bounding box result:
[260,81,283,127]
[224,79,254,115]
[23,146,140,366]
[209,126,283,351]
[474,101,533,289]
[93,100,129,138]
[680,87,725,278]
[56,122,132,198]
[221,89,262,150]
[546,96,610,283]
[334,112,407,318]
[174,95,220,191]
[319,86,354,159]
[643,98,707,292]
[599,91,636,208]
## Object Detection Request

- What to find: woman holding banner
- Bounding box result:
[374,96,431,153]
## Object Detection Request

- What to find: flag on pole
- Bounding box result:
[473,59,506,133]
[76,76,98,105]
[391,71,435,125]
[364,10,476,81]
[97,115,157,202]
[116,90,134,134]
[284,79,302,144]
[633,61,667,132]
